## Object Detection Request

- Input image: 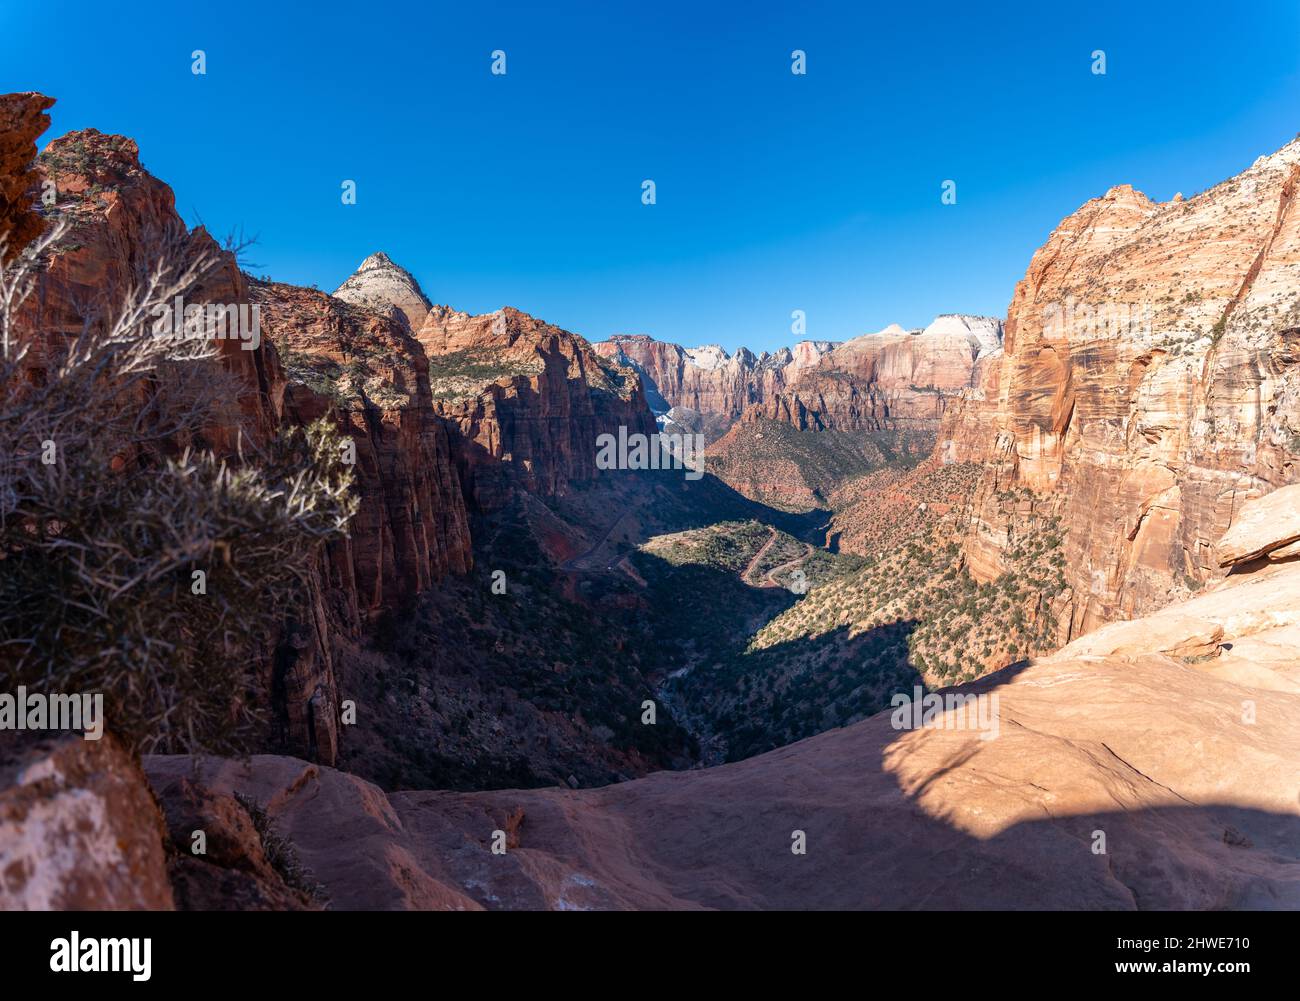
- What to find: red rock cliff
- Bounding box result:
[0,92,54,262]
[419,304,656,510]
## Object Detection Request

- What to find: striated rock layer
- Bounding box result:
[11,489,1297,911]
[11,496,1299,911]
[941,139,1300,638]
[333,250,432,333]
[7,97,662,767]
[594,334,831,416]
[251,278,473,621]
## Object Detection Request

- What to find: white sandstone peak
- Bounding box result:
[334,252,432,332]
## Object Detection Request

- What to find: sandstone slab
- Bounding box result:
[1217,483,1300,566]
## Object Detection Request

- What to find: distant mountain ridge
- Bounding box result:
[594,314,1004,432]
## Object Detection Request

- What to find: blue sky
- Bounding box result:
[4,0,1298,353]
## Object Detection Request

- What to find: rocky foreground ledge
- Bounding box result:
[4,487,1300,910]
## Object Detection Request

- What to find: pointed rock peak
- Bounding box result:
[357,250,397,270]
[334,252,432,332]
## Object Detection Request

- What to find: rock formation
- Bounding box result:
[747,315,1003,431]
[596,315,1002,433]
[8,93,1300,914]
[0,92,54,263]
[5,99,672,774]
[594,334,830,417]
[0,735,175,910]
[8,493,1297,910]
[13,111,478,766]
[417,304,655,509]
[31,126,281,451]
[941,139,1300,637]
[333,251,432,333]
[251,278,473,620]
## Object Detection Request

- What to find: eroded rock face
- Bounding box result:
[250,280,475,765]
[942,141,1300,636]
[31,127,282,452]
[1216,482,1300,566]
[12,112,671,773]
[595,334,822,417]
[252,279,473,621]
[748,316,1003,432]
[144,553,1300,909]
[0,92,54,262]
[150,773,320,910]
[419,305,656,510]
[0,735,174,910]
[20,513,1294,912]
[596,315,1002,433]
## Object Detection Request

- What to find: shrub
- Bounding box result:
[0,221,358,756]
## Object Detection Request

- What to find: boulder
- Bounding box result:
[1217,484,1300,566]
[0,734,174,909]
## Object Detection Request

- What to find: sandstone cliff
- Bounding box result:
[594,333,829,417]
[10,489,1299,910]
[748,315,1003,431]
[333,251,432,333]
[418,304,655,510]
[941,139,1300,638]
[0,734,175,910]
[251,277,473,620]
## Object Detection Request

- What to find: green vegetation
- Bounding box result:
[427,349,542,400]
[235,793,328,903]
[648,469,1067,762]
[278,347,346,402]
[342,499,699,792]
[642,520,772,573]
[708,418,934,512]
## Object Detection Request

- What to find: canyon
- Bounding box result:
[2,89,1299,911]
[10,488,1299,909]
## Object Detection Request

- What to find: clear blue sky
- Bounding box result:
[4,0,1298,353]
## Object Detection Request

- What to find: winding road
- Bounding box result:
[742,526,815,589]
